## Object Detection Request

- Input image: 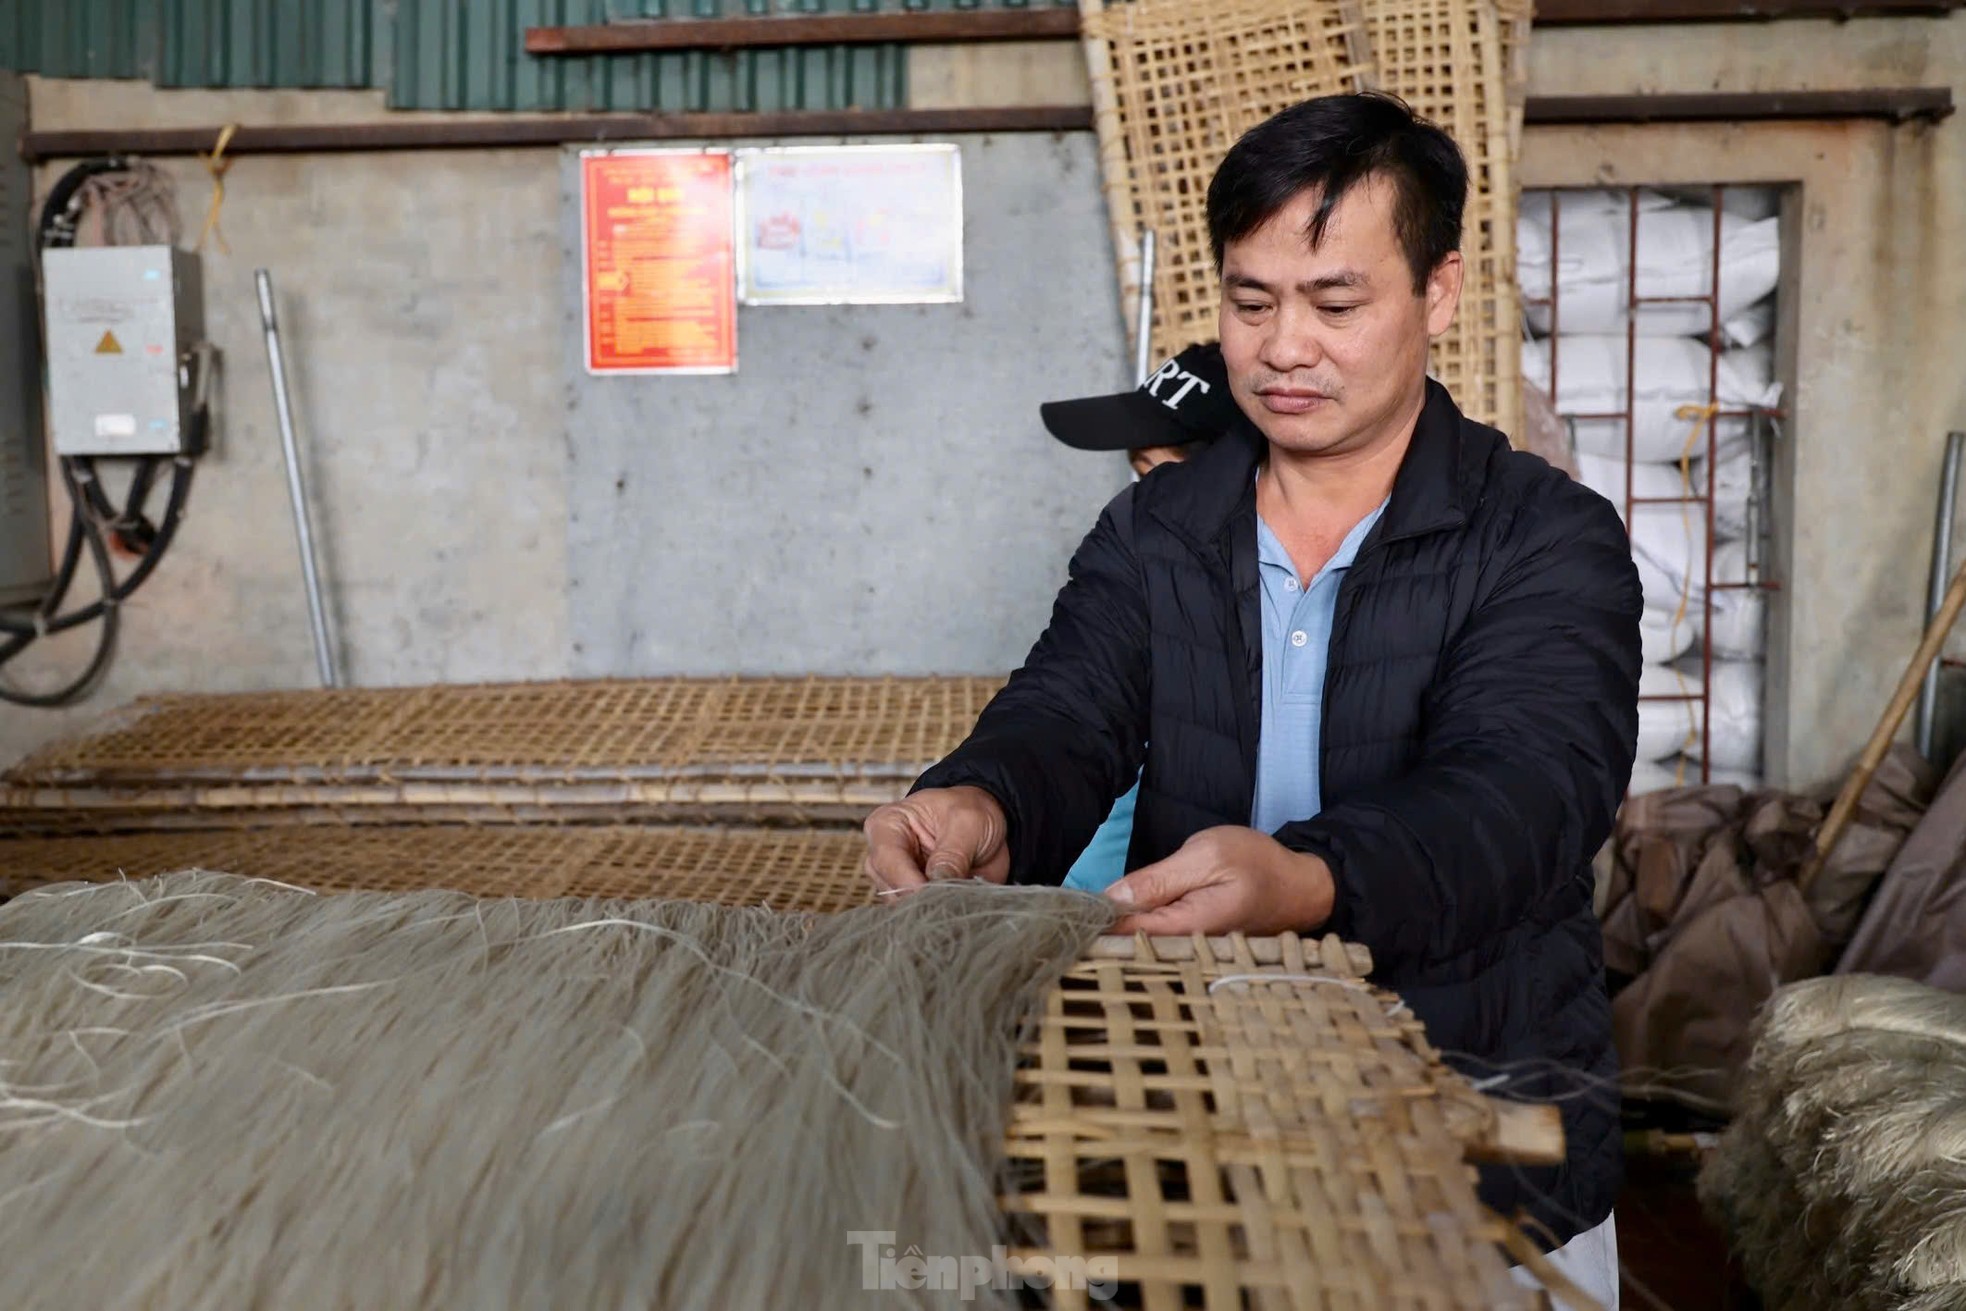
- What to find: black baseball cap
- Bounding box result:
[1040,342,1240,452]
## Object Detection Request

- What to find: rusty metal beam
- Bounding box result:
[17,106,1096,163]
[1534,0,1959,19]
[1524,88,1954,124]
[525,11,1080,54]
[521,0,1961,50]
[20,89,1952,163]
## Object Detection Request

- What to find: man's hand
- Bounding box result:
[862,786,1012,893]
[1104,826,1334,935]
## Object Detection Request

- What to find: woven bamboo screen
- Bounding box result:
[1078,0,1529,438]
[1,677,1002,821]
[1007,934,1542,1308]
[1362,0,1531,437]
[5,677,1002,786]
[1077,0,1375,366]
[0,824,879,910]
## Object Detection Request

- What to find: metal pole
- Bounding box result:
[1915,430,1965,757]
[256,269,340,689]
[1133,229,1157,386]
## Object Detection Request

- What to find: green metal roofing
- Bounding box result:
[0,0,1072,112]
[0,1,159,83]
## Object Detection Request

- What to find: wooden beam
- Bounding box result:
[17,106,1096,163]
[521,0,1964,51]
[1524,88,1954,124]
[21,88,1952,163]
[525,11,1081,55]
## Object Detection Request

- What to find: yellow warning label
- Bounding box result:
[94,330,123,355]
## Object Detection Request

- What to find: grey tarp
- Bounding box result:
[1837,749,1966,991]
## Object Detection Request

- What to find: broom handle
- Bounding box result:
[1798,553,1966,896]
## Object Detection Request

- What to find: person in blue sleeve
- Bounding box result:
[1037,341,1242,890]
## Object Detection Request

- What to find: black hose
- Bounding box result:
[116,456,162,552]
[0,464,121,707]
[0,455,195,640]
[0,478,84,642]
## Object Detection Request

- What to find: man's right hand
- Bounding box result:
[862,786,1012,893]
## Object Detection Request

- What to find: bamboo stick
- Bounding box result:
[1799,553,1966,896]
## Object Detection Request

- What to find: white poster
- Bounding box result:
[735,144,963,305]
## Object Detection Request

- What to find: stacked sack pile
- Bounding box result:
[1519,189,1784,792]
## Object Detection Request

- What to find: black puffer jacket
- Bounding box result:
[917,380,1642,1242]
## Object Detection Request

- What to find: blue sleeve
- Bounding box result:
[1063,779,1139,892]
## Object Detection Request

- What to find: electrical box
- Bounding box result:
[43,245,203,457]
[0,69,50,608]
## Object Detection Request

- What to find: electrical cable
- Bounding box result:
[0,462,120,707]
[35,156,135,251]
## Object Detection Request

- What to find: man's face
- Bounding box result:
[1218,175,1462,458]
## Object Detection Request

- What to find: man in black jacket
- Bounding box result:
[864,93,1640,1302]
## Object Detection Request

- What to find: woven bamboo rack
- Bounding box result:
[1077,0,1528,439]
[1361,0,1531,438]
[0,823,878,910]
[1,822,1561,1307]
[1077,0,1375,367]
[1008,932,1553,1309]
[0,677,1003,821]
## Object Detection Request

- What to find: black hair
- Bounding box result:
[1205,92,1468,292]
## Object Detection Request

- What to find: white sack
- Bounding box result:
[1574,452,1693,522]
[1708,541,1768,659]
[1522,336,1781,463]
[1638,665,1705,763]
[1630,503,1709,616]
[1642,606,1702,665]
[1721,296,1776,348]
[1518,192,1781,336]
[1684,658,1763,773]
[1712,439,1756,540]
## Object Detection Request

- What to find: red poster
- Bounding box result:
[581,150,736,375]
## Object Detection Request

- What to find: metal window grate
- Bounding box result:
[1521,184,1784,791]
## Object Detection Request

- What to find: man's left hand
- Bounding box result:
[1104,826,1335,935]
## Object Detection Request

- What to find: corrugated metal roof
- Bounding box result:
[0,0,1073,112]
[160,0,376,91]
[0,1,156,82]
[387,0,906,113]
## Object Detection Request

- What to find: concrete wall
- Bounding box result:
[2,83,573,764]
[561,134,1127,677]
[6,16,1964,787]
[0,82,1127,766]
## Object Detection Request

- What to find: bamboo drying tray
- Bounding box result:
[1,677,1003,822]
[1360,0,1531,438]
[2,823,1555,1308]
[0,823,878,911]
[1010,932,1549,1309]
[1077,0,1373,366]
[1076,0,1529,438]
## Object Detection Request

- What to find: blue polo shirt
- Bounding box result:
[1250,500,1386,834]
[1062,497,1385,890]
